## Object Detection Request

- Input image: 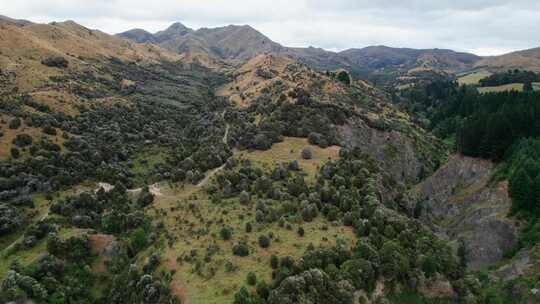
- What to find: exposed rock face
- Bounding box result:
[339,120,427,185]
[412,155,518,270]
[491,249,533,281]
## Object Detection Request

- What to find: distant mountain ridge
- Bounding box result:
[117,22,481,76]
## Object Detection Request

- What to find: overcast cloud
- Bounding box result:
[2,0,540,55]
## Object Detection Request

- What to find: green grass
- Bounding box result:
[478,83,524,93]
[457,70,492,85]
[147,138,353,304]
[477,82,540,93]
[237,137,340,182]
[128,146,170,186]
[0,228,81,277]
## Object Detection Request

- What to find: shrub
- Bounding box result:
[41,56,69,68]
[245,222,252,233]
[337,70,351,85]
[9,117,21,129]
[10,147,20,159]
[297,226,305,237]
[270,255,279,269]
[12,134,32,147]
[232,243,249,257]
[220,226,232,240]
[246,272,257,286]
[42,126,57,135]
[239,191,251,205]
[301,147,312,160]
[128,228,148,254]
[258,235,270,248]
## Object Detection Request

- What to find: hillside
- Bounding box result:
[1,16,540,304]
[118,23,483,87]
[476,47,540,72]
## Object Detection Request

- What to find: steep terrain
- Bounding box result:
[1,16,539,304]
[411,155,518,270]
[118,23,482,87]
[476,47,540,72]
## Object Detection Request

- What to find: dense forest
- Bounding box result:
[399,81,540,246]
[479,69,540,87]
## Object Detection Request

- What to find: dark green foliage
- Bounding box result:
[137,186,155,207]
[220,226,232,240]
[50,185,152,235]
[270,255,279,269]
[128,227,148,254]
[42,125,57,135]
[268,269,354,304]
[41,56,69,68]
[258,235,270,248]
[10,147,20,159]
[246,272,257,286]
[336,70,351,85]
[297,227,305,237]
[301,147,312,160]
[232,243,250,257]
[8,117,21,129]
[245,222,252,233]
[479,69,540,87]
[12,134,32,147]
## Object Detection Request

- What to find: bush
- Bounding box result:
[10,147,20,159]
[270,255,279,269]
[41,56,69,68]
[232,243,249,257]
[42,126,57,135]
[12,134,32,147]
[297,226,305,237]
[245,222,252,233]
[301,147,312,160]
[258,235,270,248]
[9,118,21,129]
[239,191,251,205]
[337,70,351,85]
[246,272,257,286]
[220,226,232,241]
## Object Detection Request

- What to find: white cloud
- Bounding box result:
[3,0,540,56]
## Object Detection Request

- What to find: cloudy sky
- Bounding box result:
[3,0,540,55]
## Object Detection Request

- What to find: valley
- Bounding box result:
[0,15,539,304]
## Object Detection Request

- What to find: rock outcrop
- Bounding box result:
[412,155,518,270]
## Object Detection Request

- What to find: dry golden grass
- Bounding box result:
[0,114,66,159]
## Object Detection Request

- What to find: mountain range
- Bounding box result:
[117,22,540,80]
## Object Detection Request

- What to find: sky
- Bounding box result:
[2,0,540,56]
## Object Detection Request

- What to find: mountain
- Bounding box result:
[476,47,540,72]
[116,28,157,44]
[2,15,539,304]
[0,15,32,27]
[117,23,482,82]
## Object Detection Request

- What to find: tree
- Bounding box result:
[524,81,534,92]
[239,191,251,205]
[220,226,232,240]
[12,134,32,147]
[336,70,351,85]
[301,147,312,160]
[270,255,279,269]
[232,243,250,257]
[10,147,20,159]
[258,235,270,248]
[9,118,21,129]
[246,272,257,286]
[297,227,305,237]
[245,222,252,233]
